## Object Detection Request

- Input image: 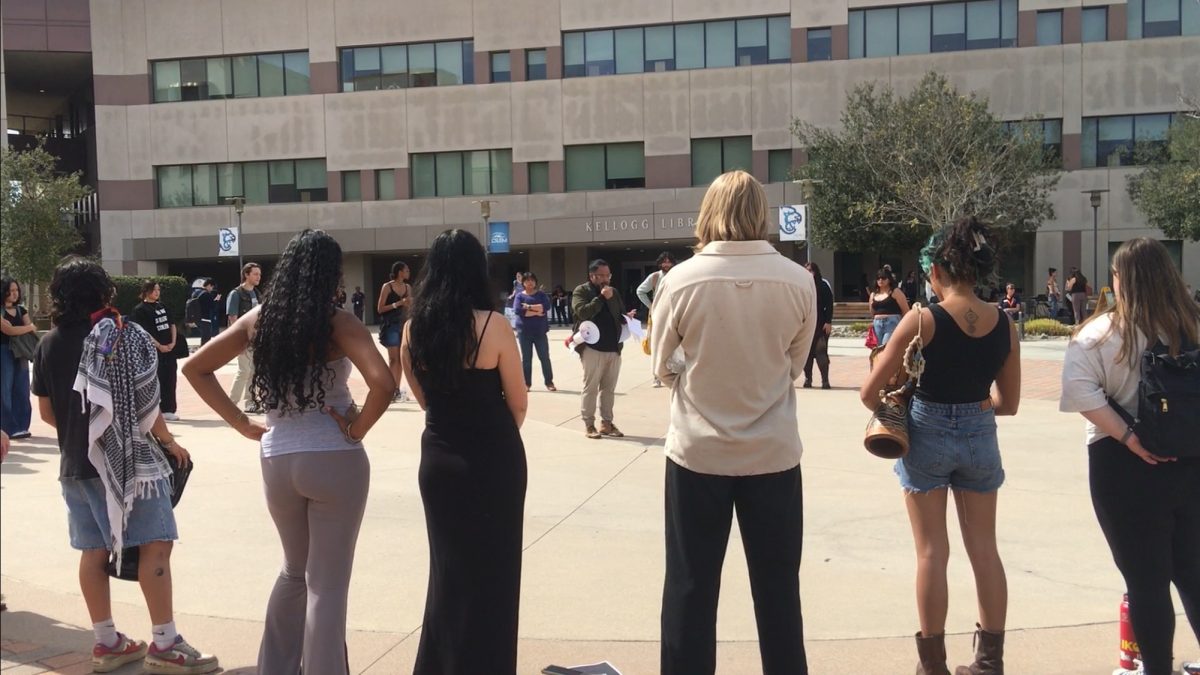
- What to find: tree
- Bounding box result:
[0,144,90,306]
[1127,97,1200,242]
[790,72,1061,253]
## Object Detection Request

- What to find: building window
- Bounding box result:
[376,169,395,200]
[156,159,326,207]
[565,143,645,190]
[491,52,512,83]
[526,49,548,80]
[1004,118,1063,164]
[342,171,361,201]
[768,149,792,183]
[563,15,790,77]
[528,162,550,193]
[1128,0,1200,38]
[339,39,474,91]
[850,0,1017,59]
[1036,10,1063,45]
[1081,113,1175,168]
[410,149,512,198]
[806,28,832,60]
[1082,6,1109,42]
[691,137,752,186]
[152,51,309,102]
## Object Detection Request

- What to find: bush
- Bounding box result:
[1024,318,1072,337]
[849,321,872,333]
[112,275,192,324]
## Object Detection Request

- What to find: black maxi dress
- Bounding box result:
[413,314,528,675]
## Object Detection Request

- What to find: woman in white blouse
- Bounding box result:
[1060,238,1200,675]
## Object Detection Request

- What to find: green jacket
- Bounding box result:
[571,281,626,350]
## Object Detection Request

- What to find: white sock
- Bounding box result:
[151,621,177,650]
[93,619,118,647]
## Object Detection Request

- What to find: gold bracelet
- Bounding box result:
[344,421,365,444]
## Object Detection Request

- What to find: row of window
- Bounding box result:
[1035,7,1109,46]
[151,115,1178,207]
[849,0,1017,59]
[152,52,309,103]
[490,49,548,82]
[156,159,327,208]
[339,40,476,92]
[1128,0,1200,38]
[563,16,790,77]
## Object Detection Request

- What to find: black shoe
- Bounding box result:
[802,381,812,389]
[9,431,31,440]
[822,383,831,390]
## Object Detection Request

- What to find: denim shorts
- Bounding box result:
[379,322,401,348]
[894,397,1005,494]
[873,315,902,345]
[60,477,178,551]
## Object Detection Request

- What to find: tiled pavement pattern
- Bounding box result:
[0,639,98,675]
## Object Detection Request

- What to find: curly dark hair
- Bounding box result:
[250,229,343,413]
[48,257,113,327]
[919,216,998,288]
[408,229,496,393]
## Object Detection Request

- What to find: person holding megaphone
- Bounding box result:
[571,259,635,440]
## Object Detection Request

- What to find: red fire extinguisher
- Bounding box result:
[1119,594,1141,671]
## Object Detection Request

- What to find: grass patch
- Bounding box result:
[1024,318,1072,337]
[848,321,872,333]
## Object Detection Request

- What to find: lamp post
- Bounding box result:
[1081,189,1109,291]
[224,196,246,272]
[791,178,823,263]
[473,199,496,253]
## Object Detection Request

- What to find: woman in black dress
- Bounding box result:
[401,229,529,675]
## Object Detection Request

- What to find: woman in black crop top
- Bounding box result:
[870,266,910,346]
[860,217,1021,675]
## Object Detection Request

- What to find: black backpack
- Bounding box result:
[184,294,202,326]
[1111,337,1200,458]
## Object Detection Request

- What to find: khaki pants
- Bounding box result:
[580,348,621,427]
[229,349,255,406]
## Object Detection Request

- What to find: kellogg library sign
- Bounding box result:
[583,213,699,238]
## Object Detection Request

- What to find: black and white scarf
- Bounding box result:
[73,312,172,564]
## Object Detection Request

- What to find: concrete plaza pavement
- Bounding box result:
[2,331,1195,674]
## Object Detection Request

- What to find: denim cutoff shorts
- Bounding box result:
[894,397,1005,494]
[379,322,402,348]
[60,477,177,551]
[873,315,902,346]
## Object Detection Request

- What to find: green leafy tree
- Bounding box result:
[1,144,90,303]
[790,72,1061,253]
[1127,104,1200,242]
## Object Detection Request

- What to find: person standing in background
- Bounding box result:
[377,262,412,402]
[0,277,35,439]
[1067,267,1089,325]
[511,273,555,392]
[228,262,263,413]
[636,252,677,388]
[1046,268,1060,320]
[803,262,834,390]
[132,280,181,421]
[572,260,633,440]
[352,286,365,321]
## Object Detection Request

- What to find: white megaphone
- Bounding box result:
[569,321,601,347]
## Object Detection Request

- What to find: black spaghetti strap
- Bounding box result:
[471,311,495,368]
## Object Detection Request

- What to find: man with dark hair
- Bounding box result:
[351,285,365,321]
[572,259,634,439]
[32,257,219,674]
[227,262,262,413]
[637,252,678,388]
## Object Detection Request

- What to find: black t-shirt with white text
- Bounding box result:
[133,301,172,347]
[31,321,99,479]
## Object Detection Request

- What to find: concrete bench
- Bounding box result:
[832,302,872,323]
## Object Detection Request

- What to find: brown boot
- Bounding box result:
[915,632,951,675]
[585,425,602,439]
[599,422,624,437]
[954,624,1004,675]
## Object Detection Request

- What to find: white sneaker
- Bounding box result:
[1182,661,1199,675]
[163,412,180,421]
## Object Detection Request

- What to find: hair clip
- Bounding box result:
[972,232,986,252]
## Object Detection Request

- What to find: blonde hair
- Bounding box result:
[694,170,768,249]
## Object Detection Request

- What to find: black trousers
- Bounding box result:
[803,331,830,385]
[158,355,178,414]
[1089,437,1200,675]
[661,460,808,675]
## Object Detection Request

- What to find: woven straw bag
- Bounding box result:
[864,304,925,459]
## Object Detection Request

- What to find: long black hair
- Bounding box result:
[2,277,22,307]
[250,229,342,413]
[47,257,113,327]
[408,229,496,392]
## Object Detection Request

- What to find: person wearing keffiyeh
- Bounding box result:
[32,258,219,674]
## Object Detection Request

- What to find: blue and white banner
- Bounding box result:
[218,227,240,257]
[778,205,807,242]
[488,221,510,253]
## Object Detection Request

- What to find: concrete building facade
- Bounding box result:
[5,0,1199,317]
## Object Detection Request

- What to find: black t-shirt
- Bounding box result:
[591,298,621,353]
[133,301,172,346]
[1,305,28,345]
[31,322,99,479]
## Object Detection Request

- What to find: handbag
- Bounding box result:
[107,441,194,581]
[10,330,39,361]
[864,325,878,349]
[864,304,925,459]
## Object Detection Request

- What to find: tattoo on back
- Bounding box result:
[965,307,979,334]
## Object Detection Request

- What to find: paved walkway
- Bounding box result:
[2,331,1195,674]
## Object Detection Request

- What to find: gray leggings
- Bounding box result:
[258,449,370,675]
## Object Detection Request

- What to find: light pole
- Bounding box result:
[225,196,246,272]
[473,199,496,253]
[1081,189,1109,291]
[791,178,823,263]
